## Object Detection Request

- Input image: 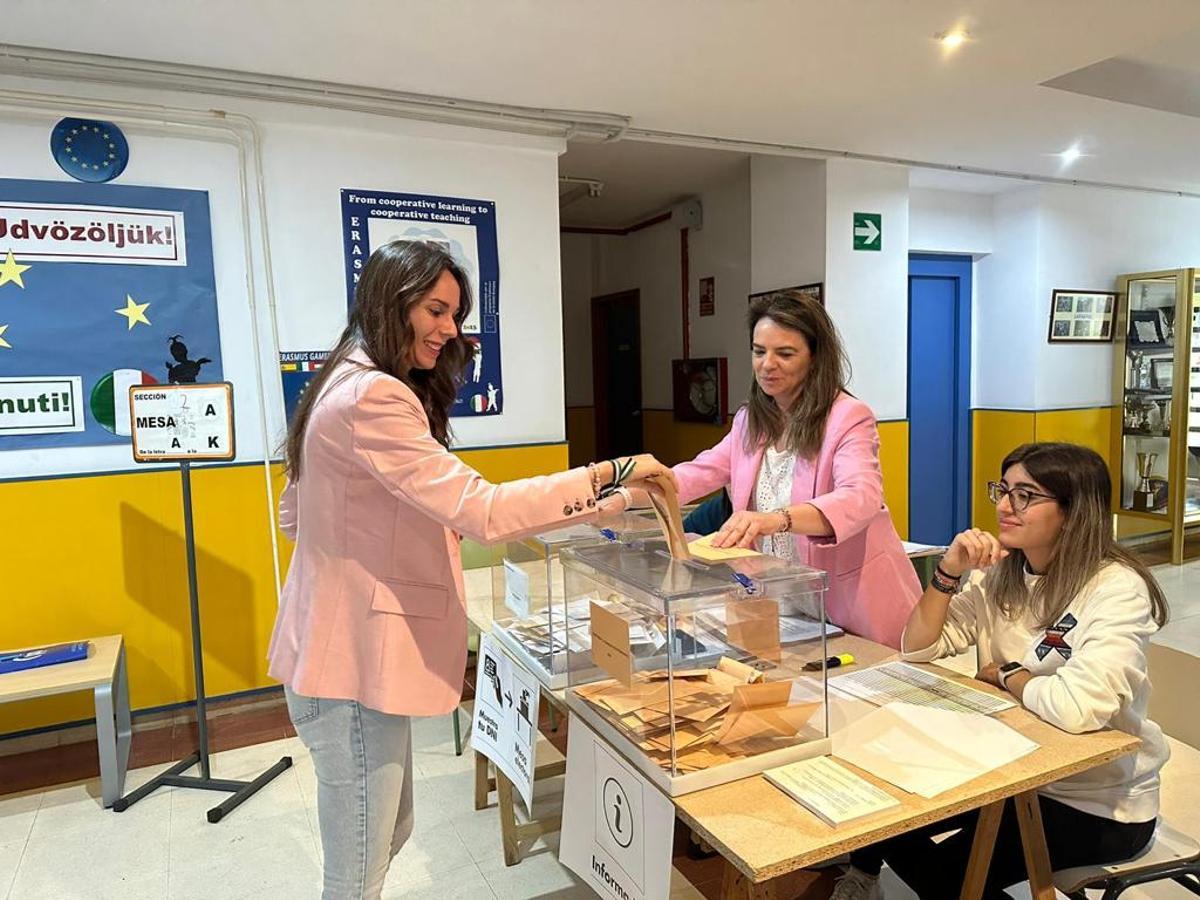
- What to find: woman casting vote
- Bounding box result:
[614,293,919,647]
[832,442,1169,900]
[269,240,674,900]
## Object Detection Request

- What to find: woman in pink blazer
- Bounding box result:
[269,240,672,900]
[623,293,919,647]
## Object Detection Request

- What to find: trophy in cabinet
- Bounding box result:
[1133,451,1160,511]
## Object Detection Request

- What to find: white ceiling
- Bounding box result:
[7,0,1200,209]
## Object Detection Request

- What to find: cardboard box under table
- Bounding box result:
[562,541,832,796]
[489,512,661,690]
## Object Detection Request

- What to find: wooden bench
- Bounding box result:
[0,635,131,808]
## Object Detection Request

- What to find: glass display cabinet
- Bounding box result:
[561,541,831,795]
[489,512,662,689]
[1113,269,1200,563]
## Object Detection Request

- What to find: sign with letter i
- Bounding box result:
[128,382,235,463]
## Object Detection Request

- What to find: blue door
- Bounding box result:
[908,255,972,544]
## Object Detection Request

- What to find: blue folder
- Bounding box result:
[0,642,90,675]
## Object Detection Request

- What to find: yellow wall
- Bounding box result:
[971,407,1116,529]
[1,442,568,737]
[877,420,909,540]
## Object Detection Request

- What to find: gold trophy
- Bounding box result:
[1133,451,1159,511]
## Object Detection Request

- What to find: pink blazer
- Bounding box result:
[673,393,920,648]
[268,350,597,717]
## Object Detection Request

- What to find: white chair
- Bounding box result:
[1053,820,1200,899]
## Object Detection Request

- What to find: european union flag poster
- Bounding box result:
[0,179,222,450]
[341,189,502,418]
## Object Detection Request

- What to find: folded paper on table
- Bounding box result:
[831,702,1038,799]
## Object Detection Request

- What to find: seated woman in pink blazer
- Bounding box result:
[269,240,672,900]
[620,293,919,647]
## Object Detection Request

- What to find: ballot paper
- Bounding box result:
[688,533,762,561]
[832,702,1038,799]
[765,755,900,827]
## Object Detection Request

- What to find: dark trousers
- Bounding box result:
[850,795,1155,900]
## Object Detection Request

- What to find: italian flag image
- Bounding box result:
[471,393,489,413]
[90,369,158,435]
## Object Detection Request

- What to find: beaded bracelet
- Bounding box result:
[771,507,793,534]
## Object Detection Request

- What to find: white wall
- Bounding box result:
[685,161,753,405]
[973,189,1041,410]
[972,183,1200,411]
[909,187,993,256]
[1033,185,1200,409]
[749,155,825,294]
[823,159,910,420]
[0,72,567,479]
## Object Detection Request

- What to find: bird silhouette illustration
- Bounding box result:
[166,335,211,384]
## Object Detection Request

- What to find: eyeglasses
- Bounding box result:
[987,481,1057,513]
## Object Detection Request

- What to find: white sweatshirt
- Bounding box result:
[901,562,1169,823]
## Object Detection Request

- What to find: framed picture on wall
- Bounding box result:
[1047,289,1117,343]
[671,357,728,425]
[748,282,824,307]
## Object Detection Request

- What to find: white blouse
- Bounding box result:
[753,445,796,560]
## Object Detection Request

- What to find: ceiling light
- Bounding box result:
[937,30,968,49]
[1060,146,1082,165]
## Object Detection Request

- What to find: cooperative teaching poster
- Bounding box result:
[340,188,502,417]
[0,179,222,450]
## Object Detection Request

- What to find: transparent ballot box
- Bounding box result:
[561,542,831,796]
[489,512,662,690]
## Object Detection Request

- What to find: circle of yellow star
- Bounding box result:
[0,251,31,289]
[115,294,151,330]
[0,324,10,349]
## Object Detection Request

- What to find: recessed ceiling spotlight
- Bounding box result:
[937,30,969,49]
[1060,146,1082,165]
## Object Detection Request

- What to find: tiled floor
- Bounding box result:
[1,557,1198,899]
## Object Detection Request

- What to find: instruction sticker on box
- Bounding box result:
[470,633,540,813]
[503,558,531,619]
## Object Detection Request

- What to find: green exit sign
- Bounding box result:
[853,212,881,251]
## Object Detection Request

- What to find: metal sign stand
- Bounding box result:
[114,384,291,822]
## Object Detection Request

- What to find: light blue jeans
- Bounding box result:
[285,687,414,900]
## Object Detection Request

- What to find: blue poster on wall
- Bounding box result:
[0,179,222,450]
[340,188,502,417]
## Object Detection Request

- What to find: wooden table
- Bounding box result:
[0,635,131,807]
[674,635,1141,900]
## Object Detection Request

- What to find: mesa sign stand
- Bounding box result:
[113,382,292,822]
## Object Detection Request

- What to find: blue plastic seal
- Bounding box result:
[731,572,756,594]
[599,528,618,542]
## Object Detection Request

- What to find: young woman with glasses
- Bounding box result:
[831,441,1169,900]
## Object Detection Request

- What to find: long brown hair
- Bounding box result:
[987,442,1168,628]
[284,240,475,479]
[744,293,850,458]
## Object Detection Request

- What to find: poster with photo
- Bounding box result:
[1047,289,1116,343]
[341,189,501,417]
